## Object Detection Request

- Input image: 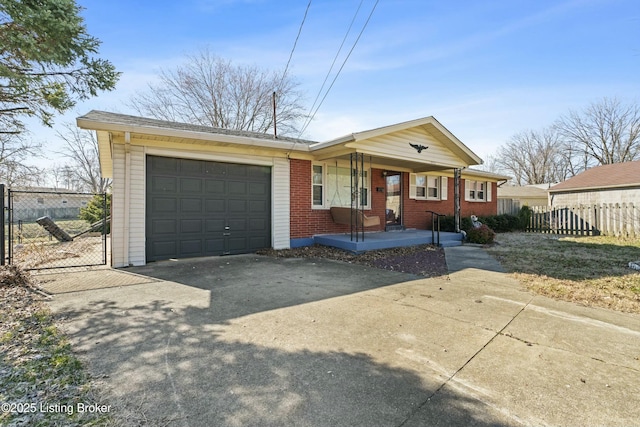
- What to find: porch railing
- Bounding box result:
[425,210,445,246]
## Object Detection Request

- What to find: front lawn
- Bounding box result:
[486,232,640,313]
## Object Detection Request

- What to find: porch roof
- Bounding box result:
[309,116,483,172]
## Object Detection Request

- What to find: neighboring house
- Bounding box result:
[10,187,92,221]
[497,184,551,214]
[77,111,508,267]
[549,161,640,206]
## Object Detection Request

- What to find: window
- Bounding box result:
[465,180,491,202]
[415,175,426,198]
[427,176,439,198]
[312,165,323,206]
[410,174,447,200]
[312,164,370,208]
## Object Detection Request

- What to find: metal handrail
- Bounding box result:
[425,210,445,246]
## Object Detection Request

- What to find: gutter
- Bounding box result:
[76,117,311,153]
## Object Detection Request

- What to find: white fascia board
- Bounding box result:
[76,117,311,153]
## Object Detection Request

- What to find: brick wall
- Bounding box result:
[290,160,385,238]
[402,174,454,229]
[289,160,497,238]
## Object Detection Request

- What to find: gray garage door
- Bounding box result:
[146,156,271,261]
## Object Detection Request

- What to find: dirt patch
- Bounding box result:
[13,235,106,270]
[257,244,448,277]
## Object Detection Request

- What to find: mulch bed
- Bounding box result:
[257,244,449,277]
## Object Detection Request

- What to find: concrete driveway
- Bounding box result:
[47,248,640,427]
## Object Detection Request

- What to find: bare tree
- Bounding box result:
[0,132,44,186]
[555,97,640,166]
[55,123,111,193]
[496,127,570,185]
[129,48,306,136]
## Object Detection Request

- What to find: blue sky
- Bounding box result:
[28,0,640,168]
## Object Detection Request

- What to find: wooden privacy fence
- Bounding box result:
[527,203,640,237]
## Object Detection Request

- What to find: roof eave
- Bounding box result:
[76,116,311,152]
[549,182,640,193]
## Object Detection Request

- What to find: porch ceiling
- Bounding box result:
[315,151,463,173]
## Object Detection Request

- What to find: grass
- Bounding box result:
[0,266,114,426]
[486,232,640,313]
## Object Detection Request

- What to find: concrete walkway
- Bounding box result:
[46,247,640,426]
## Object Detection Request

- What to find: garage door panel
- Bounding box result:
[228,181,247,195]
[249,218,267,232]
[180,159,204,175]
[180,178,202,193]
[249,200,268,213]
[248,165,270,178]
[205,219,226,232]
[227,218,246,231]
[248,182,268,195]
[152,241,177,257]
[180,198,203,213]
[180,219,203,233]
[205,238,225,254]
[228,237,248,252]
[226,163,248,177]
[153,198,178,213]
[205,180,225,194]
[152,219,177,234]
[204,163,227,175]
[205,199,225,213]
[151,156,178,172]
[180,239,202,255]
[151,176,177,192]
[147,155,271,262]
[249,236,269,249]
[228,200,247,212]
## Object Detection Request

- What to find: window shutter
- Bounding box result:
[440,176,448,200]
[486,181,492,202]
[409,173,417,199]
[464,180,470,201]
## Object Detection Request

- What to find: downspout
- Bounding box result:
[454,168,462,233]
[124,131,131,266]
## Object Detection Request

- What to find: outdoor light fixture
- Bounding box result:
[382,171,388,177]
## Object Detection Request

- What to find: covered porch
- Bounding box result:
[312,229,463,253]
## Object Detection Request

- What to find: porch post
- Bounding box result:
[454,168,461,233]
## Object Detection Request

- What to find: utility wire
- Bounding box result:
[300,0,365,134]
[281,0,312,87]
[298,0,379,137]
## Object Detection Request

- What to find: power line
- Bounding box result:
[298,0,379,137]
[300,0,365,133]
[281,0,312,86]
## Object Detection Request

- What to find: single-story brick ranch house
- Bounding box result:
[77,111,508,267]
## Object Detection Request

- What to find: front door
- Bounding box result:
[385,173,403,230]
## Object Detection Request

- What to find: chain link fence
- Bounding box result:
[2,186,109,270]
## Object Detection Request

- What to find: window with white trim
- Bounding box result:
[465,180,492,202]
[312,163,370,208]
[409,174,448,201]
[312,165,323,206]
